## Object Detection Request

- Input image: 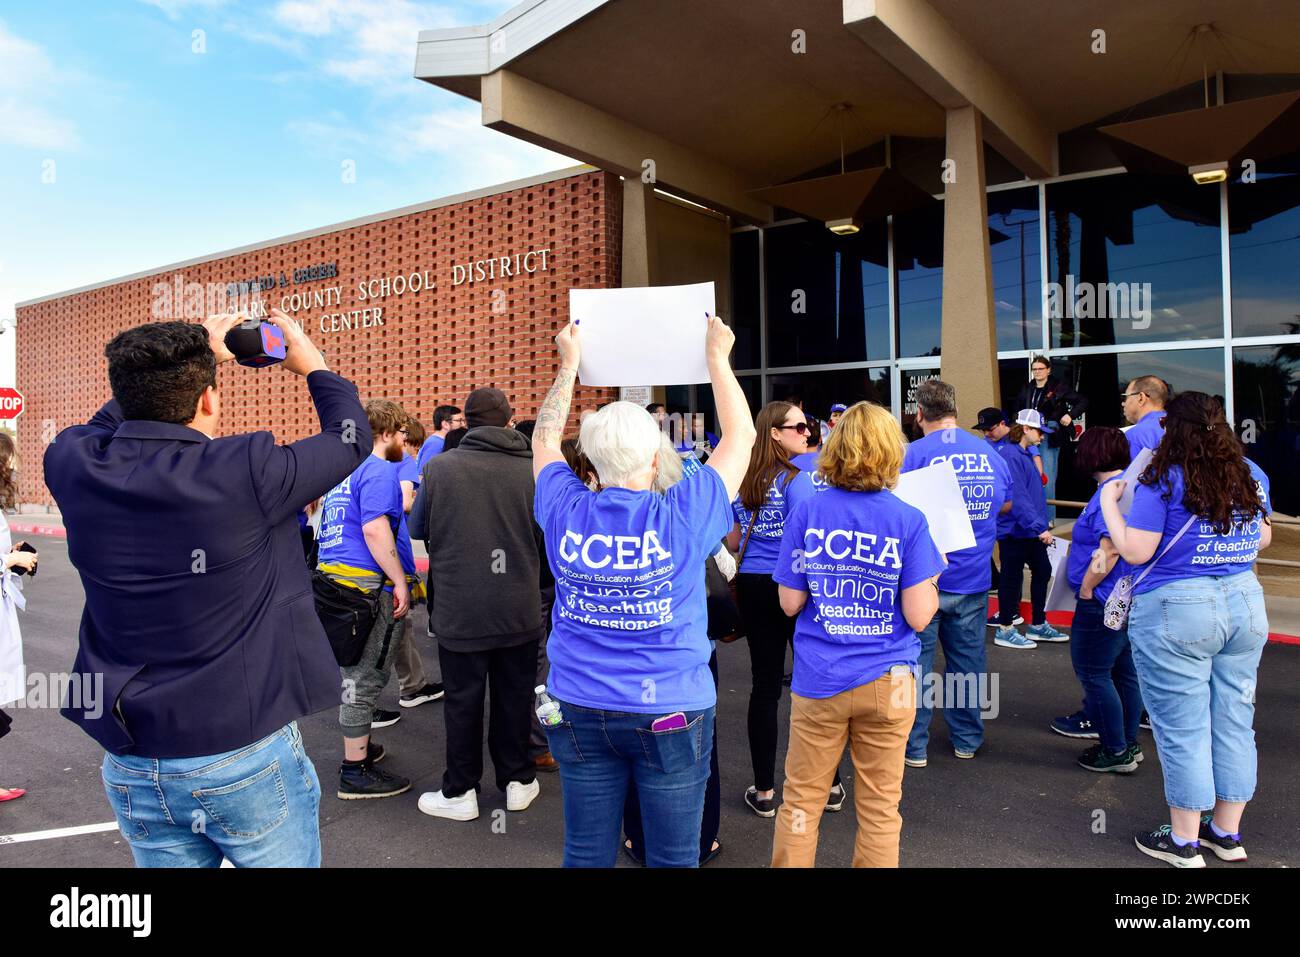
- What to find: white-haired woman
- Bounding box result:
[531,316,755,867]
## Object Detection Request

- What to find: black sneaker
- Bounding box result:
[1199,815,1247,862]
[825,783,846,812]
[338,761,411,800]
[1125,742,1144,764]
[370,708,401,729]
[987,612,1024,627]
[744,786,777,818]
[367,742,386,764]
[1077,743,1137,773]
[1134,825,1205,868]
[399,683,445,708]
[1139,710,1152,731]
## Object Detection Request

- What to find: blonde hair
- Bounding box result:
[818,401,904,492]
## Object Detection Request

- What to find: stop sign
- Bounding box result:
[0,387,24,420]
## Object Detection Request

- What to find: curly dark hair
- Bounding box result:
[1140,391,1264,534]
[105,321,216,423]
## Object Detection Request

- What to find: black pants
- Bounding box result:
[624,651,721,863]
[737,573,790,791]
[997,536,1051,626]
[438,640,539,797]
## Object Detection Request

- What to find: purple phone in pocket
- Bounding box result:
[650,711,688,732]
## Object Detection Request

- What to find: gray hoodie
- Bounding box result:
[410,426,545,651]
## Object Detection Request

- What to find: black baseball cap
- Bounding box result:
[974,407,1007,431]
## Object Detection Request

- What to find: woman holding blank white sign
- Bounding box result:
[530,314,755,868]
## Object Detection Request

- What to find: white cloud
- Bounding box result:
[0,20,80,150]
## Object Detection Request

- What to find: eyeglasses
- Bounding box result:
[777,422,810,435]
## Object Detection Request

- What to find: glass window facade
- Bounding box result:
[715,169,1299,504]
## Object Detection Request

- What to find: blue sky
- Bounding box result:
[0,0,575,384]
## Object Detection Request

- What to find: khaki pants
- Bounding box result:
[392,621,428,696]
[771,670,915,868]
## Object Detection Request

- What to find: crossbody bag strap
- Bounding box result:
[737,507,759,568]
[1131,514,1198,588]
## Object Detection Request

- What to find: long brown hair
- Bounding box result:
[1140,392,1263,534]
[739,401,800,511]
[0,432,16,511]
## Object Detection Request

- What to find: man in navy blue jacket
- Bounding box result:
[44,310,370,867]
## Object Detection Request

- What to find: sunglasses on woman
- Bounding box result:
[777,422,810,435]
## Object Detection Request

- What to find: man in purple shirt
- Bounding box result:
[1121,376,1169,458]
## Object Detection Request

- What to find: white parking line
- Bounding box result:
[0,821,119,845]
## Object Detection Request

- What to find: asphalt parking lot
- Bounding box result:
[3,531,1297,868]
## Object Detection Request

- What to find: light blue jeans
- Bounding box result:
[1127,573,1268,811]
[907,590,987,757]
[101,722,322,867]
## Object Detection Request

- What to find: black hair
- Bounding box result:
[514,419,536,439]
[433,405,461,430]
[443,427,469,451]
[105,321,216,424]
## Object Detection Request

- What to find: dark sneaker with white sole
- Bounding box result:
[825,783,846,812]
[1135,825,1205,868]
[1199,815,1247,862]
[338,761,411,800]
[370,708,401,730]
[1126,743,1144,764]
[1139,711,1152,731]
[1050,710,1099,739]
[1077,743,1137,773]
[367,742,386,764]
[744,786,777,818]
[399,683,445,708]
[987,612,1024,627]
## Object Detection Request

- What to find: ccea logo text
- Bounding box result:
[49,887,151,937]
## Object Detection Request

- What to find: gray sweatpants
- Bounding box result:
[339,594,407,737]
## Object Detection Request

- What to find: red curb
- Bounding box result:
[987,598,1299,646]
[7,521,66,538]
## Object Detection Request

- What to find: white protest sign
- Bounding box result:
[1044,537,1075,612]
[1117,446,1152,516]
[569,282,715,386]
[893,461,977,555]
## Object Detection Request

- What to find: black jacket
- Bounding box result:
[1015,375,1088,447]
[410,426,545,651]
[45,372,370,757]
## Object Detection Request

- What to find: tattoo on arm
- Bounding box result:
[534,367,577,449]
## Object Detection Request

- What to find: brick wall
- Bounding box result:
[18,169,621,506]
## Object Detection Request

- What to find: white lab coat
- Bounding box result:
[0,514,26,707]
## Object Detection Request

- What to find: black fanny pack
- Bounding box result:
[312,570,380,667]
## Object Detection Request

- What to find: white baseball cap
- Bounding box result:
[1015,408,1045,430]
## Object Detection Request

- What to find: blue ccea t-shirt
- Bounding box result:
[535,459,733,713]
[415,434,445,475]
[1126,461,1269,595]
[731,470,798,575]
[397,453,420,487]
[1066,476,1129,603]
[1126,409,1165,459]
[902,428,1010,594]
[317,454,405,590]
[785,467,832,514]
[774,487,944,699]
[996,443,1048,539]
[791,451,820,471]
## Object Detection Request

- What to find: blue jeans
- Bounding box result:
[1127,574,1268,811]
[1068,598,1142,754]
[547,700,714,868]
[101,722,322,867]
[1040,443,1059,522]
[907,590,987,757]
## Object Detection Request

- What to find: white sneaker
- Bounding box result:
[418,789,479,821]
[506,778,540,812]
